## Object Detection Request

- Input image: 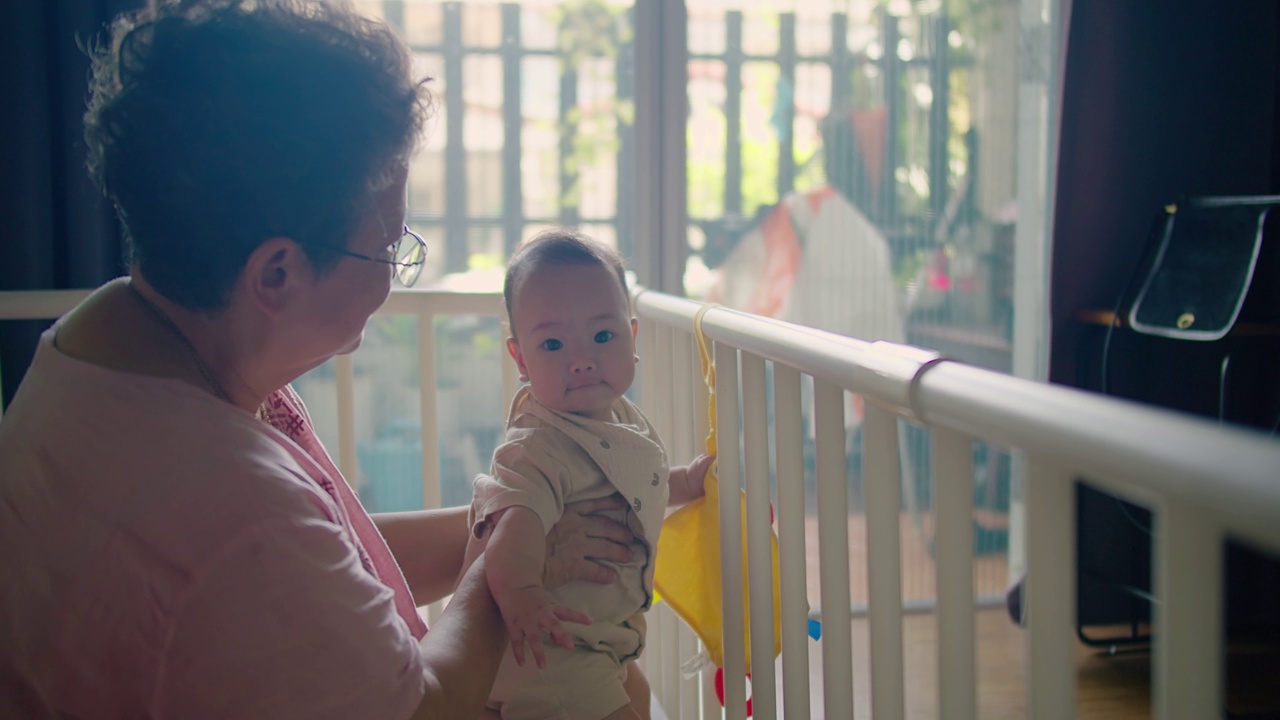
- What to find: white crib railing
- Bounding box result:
[4,286,1279,720]
[632,289,1280,720]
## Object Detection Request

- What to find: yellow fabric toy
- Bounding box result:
[652,304,782,673]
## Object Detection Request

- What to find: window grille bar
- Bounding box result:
[724,11,744,218]
[558,30,579,228]
[442,2,467,272]
[501,4,523,257]
[776,14,797,200]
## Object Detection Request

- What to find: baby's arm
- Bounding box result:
[485,506,592,668]
[667,453,715,507]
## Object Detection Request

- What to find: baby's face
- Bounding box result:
[506,263,637,421]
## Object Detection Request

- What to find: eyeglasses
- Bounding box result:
[306,225,427,287]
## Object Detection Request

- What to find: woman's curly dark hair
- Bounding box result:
[84,0,431,310]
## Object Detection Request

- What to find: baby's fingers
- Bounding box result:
[528,635,549,669]
[510,636,527,667]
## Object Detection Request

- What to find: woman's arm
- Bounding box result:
[373,494,638,605]
[409,554,507,720]
[375,507,470,606]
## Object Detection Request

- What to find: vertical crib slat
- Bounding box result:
[714,341,748,720]
[415,308,441,512]
[692,328,719,720]
[932,427,976,720]
[1024,457,1076,719]
[813,379,854,719]
[740,352,777,720]
[654,607,670,710]
[1155,499,1224,720]
[678,618,700,719]
[863,404,906,720]
[662,605,682,717]
[772,364,810,720]
[333,352,358,487]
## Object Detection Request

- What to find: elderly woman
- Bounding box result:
[0,2,642,718]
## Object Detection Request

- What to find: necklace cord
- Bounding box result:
[127,281,234,404]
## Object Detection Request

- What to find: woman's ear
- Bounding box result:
[243,237,310,315]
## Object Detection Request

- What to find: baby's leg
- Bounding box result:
[620,661,650,720]
[601,705,644,720]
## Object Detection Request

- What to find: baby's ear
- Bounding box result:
[630,317,638,340]
[506,337,529,380]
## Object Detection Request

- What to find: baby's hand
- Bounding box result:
[496,585,592,668]
[686,453,716,498]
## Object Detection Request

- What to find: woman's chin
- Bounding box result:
[337,332,365,356]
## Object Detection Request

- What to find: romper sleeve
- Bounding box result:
[471,428,574,539]
[153,517,426,720]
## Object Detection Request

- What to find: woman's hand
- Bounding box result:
[543,494,635,588]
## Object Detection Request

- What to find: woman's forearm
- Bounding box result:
[373,507,470,606]
[410,554,506,720]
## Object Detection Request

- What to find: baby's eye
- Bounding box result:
[541,339,563,351]
[594,330,614,343]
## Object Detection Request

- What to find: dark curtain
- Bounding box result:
[0,0,142,407]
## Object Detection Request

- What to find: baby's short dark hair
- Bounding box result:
[504,228,629,331]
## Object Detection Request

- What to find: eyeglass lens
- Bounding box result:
[394,228,426,287]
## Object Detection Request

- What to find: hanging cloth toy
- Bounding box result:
[652,304,784,714]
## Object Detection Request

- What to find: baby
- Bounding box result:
[464,229,712,720]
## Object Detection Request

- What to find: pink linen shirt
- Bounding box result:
[0,329,428,719]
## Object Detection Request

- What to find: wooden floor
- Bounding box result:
[766,609,1280,719]
[776,512,1279,718]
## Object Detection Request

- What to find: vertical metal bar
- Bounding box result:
[1154,500,1224,720]
[724,11,744,218]
[632,0,686,292]
[928,11,950,233]
[501,4,523,256]
[740,352,776,720]
[863,404,905,720]
[829,13,850,113]
[1024,457,1076,719]
[933,427,976,720]
[773,364,810,720]
[813,379,853,719]
[776,13,796,199]
[658,0,689,294]
[714,341,747,720]
[879,10,900,224]
[558,22,580,228]
[616,6,637,261]
[443,2,467,272]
